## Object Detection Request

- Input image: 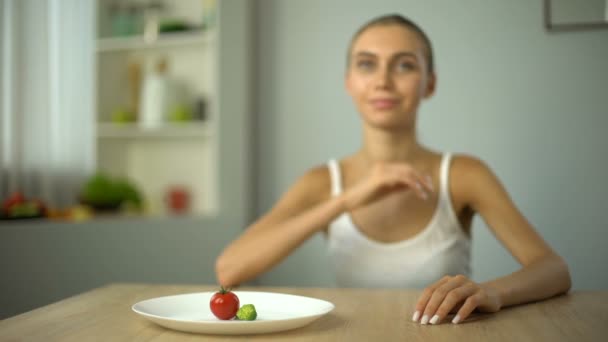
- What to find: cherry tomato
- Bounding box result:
[209,287,239,320]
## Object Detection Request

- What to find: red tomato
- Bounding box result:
[209,287,239,320]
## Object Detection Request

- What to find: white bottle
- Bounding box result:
[139,58,171,129]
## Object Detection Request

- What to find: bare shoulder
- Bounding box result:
[450,154,494,180]
[450,154,504,211]
[278,163,332,210]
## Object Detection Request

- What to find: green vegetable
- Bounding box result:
[81,173,122,207]
[80,173,142,210]
[236,304,257,321]
[114,179,142,208]
[8,202,39,217]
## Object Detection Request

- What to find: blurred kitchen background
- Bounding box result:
[1,0,607,319]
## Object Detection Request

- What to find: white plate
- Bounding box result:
[132,291,335,335]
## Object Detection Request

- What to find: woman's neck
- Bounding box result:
[357,127,424,164]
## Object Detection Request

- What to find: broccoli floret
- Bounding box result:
[236,304,257,321]
[80,173,143,211]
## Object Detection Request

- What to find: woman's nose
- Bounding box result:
[374,67,393,90]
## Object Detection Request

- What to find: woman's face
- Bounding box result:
[346,24,435,131]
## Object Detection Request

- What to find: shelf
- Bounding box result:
[97,122,211,139]
[94,0,224,218]
[96,30,215,52]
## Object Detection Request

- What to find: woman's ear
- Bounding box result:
[424,72,436,98]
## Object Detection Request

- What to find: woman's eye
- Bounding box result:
[396,62,415,72]
[356,60,375,70]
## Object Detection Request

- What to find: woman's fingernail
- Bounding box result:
[452,315,461,324]
[421,315,430,324]
[430,315,440,324]
[412,311,421,322]
[426,175,434,191]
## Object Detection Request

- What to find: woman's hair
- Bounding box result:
[347,14,435,75]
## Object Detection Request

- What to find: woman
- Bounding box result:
[215,14,571,325]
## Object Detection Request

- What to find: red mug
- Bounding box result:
[166,186,190,214]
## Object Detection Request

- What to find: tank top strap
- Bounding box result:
[439,153,452,202]
[437,152,467,237]
[327,159,343,196]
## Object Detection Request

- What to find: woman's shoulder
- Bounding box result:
[300,163,332,186]
[449,153,494,180]
[301,156,354,185]
[449,153,503,205]
[288,162,335,204]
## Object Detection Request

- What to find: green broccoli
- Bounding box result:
[80,173,143,211]
[236,304,257,321]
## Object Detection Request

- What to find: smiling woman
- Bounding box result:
[215,13,571,326]
[0,0,95,208]
[345,18,435,133]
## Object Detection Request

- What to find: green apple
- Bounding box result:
[169,105,193,122]
[111,108,134,123]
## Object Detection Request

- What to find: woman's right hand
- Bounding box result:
[341,162,434,211]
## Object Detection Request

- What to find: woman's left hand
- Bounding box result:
[413,275,502,325]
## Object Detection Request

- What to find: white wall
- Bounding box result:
[254,0,608,289]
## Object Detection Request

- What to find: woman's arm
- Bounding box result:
[413,155,571,325]
[216,162,433,287]
[481,252,570,309]
[462,156,571,306]
[215,166,344,287]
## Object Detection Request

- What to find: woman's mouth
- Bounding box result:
[369,98,399,110]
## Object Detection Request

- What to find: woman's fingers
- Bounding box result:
[343,163,438,212]
[411,172,434,198]
[453,293,484,324]
[391,166,434,200]
[414,275,484,324]
[413,275,501,325]
[419,275,468,324]
[412,276,450,322]
[432,283,477,324]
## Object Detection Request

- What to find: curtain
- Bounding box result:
[0,0,95,208]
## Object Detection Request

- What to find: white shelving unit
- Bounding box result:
[97,122,211,139]
[95,0,218,217]
[97,30,215,52]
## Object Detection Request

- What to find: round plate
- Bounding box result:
[132,291,335,335]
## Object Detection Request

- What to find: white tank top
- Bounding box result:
[326,153,471,288]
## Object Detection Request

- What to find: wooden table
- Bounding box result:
[1,283,606,341]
